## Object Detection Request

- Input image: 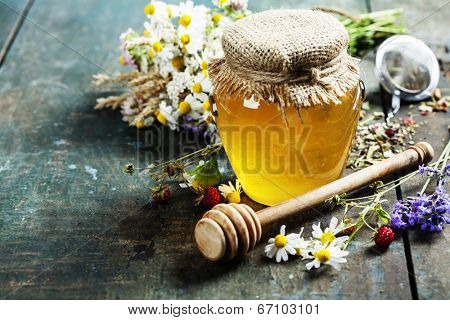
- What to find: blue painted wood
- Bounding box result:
[371,0,450,300]
[0,0,28,62]
[2,0,446,300]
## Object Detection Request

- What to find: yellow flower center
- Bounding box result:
[274,234,287,248]
[314,249,331,263]
[320,232,335,245]
[166,5,172,18]
[192,82,202,93]
[180,34,190,45]
[212,13,222,23]
[178,101,191,114]
[201,60,208,70]
[202,100,211,111]
[148,49,155,59]
[226,191,241,204]
[171,56,184,70]
[144,4,155,15]
[156,112,167,125]
[219,0,228,5]
[143,30,150,36]
[202,69,208,77]
[118,55,126,65]
[135,118,145,128]
[179,15,191,27]
[152,41,163,53]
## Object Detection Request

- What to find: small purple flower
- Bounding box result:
[390,165,449,233]
[418,164,439,176]
[418,164,426,175]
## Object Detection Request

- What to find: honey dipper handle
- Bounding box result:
[257,142,434,227]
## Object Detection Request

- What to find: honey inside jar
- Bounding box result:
[215,86,362,206]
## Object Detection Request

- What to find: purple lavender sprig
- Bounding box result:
[390,164,450,232]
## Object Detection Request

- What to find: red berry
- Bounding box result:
[202,187,221,209]
[151,185,171,203]
[385,128,396,137]
[375,226,395,249]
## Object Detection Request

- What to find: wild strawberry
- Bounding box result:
[374,225,395,249]
[151,185,171,203]
[201,187,221,209]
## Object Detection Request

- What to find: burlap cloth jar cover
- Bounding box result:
[208,9,360,116]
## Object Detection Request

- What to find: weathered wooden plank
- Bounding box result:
[371,0,450,299]
[399,113,450,300]
[0,0,413,299]
[384,61,449,299]
[371,0,450,46]
[250,0,368,13]
[0,0,29,65]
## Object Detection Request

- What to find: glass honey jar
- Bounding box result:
[209,9,363,206]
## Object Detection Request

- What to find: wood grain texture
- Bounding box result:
[0,0,28,64]
[0,0,446,300]
[388,60,450,299]
[371,0,450,299]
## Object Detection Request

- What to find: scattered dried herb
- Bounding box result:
[419,88,449,115]
[347,105,418,170]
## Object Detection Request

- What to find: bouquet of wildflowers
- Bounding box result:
[93,0,250,142]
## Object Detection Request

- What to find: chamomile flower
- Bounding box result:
[311,217,347,248]
[144,1,171,23]
[219,179,243,203]
[191,73,212,101]
[108,0,252,138]
[178,1,207,29]
[291,227,312,259]
[195,52,212,77]
[305,240,349,271]
[265,225,300,263]
[177,24,205,55]
[177,94,203,119]
[157,101,178,130]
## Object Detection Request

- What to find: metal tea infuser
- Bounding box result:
[375,35,440,122]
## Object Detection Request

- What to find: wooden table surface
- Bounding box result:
[0,0,448,299]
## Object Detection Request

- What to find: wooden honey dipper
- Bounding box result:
[195,142,434,261]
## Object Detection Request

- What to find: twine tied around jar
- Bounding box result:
[208,9,360,115]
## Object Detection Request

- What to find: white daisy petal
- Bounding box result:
[285,243,296,255]
[328,217,338,232]
[286,233,300,241]
[276,249,282,263]
[280,249,289,262]
[266,245,277,258]
[306,260,315,270]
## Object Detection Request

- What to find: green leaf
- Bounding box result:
[375,205,391,224]
[188,155,222,187]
